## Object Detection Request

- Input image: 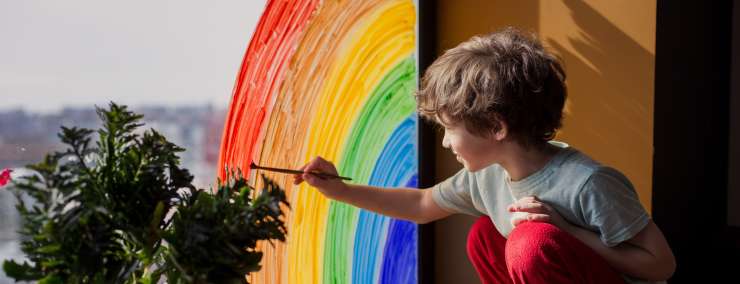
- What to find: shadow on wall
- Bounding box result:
[547,0,655,210]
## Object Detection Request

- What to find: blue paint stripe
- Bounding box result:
[352,115,418,283]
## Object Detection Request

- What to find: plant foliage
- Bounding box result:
[2,103,288,284]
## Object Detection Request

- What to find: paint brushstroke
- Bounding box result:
[218,0,319,180]
[380,219,418,284]
[218,0,419,283]
[355,115,419,284]
[330,57,416,283]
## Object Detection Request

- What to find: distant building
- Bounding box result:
[0,104,226,188]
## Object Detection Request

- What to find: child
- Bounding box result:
[293,27,675,284]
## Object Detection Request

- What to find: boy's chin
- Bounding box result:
[461,161,484,172]
[461,159,494,172]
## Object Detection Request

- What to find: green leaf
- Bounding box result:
[150,201,165,230]
[40,258,64,268]
[36,244,61,254]
[38,274,64,284]
[2,260,42,281]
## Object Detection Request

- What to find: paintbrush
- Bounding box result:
[250,162,353,181]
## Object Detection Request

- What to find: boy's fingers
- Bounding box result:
[507,199,538,210]
[306,156,339,176]
[509,197,533,210]
[510,211,528,226]
[311,156,326,169]
[296,165,308,175]
[511,212,550,226]
[302,173,314,185]
[304,161,323,174]
[307,157,327,169]
[293,164,309,184]
[304,172,327,185]
[319,158,335,168]
[308,171,328,180]
[295,157,339,185]
[526,213,550,222]
[509,202,546,213]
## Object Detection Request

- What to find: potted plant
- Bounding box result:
[2,103,288,284]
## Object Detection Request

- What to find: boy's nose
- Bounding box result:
[441,132,450,149]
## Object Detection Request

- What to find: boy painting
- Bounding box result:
[293,28,675,284]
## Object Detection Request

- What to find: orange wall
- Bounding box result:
[433,1,656,282]
[540,0,656,213]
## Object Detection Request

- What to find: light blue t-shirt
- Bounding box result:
[431,142,660,284]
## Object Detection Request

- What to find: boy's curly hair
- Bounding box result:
[416,27,567,148]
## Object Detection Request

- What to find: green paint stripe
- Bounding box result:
[322,56,417,283]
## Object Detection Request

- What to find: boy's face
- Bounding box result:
[438,117,501,172]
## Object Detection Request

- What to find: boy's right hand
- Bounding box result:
[292,156,348,199]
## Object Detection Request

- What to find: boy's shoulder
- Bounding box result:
[468,142,632,193]
[555,146,634,194]
[557,146,601,176]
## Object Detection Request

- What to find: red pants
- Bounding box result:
[466,216,627,284]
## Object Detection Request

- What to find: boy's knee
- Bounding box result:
[505,222,566,271]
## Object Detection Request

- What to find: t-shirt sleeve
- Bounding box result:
[430,168,482,216]
[578,166,650,247]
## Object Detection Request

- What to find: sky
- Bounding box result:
[0,0,266,113]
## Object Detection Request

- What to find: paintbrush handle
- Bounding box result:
[308,172,353,181]
[250,163,352,181]
[252,165,304,175]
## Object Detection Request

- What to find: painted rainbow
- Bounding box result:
[217,0,419,283]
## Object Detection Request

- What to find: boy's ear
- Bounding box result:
[493,120,508,141]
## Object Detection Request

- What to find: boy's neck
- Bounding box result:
[499,142,560,182]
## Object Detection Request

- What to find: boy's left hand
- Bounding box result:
[507,196,572,231]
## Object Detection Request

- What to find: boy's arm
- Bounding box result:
[336,184,452,224]
[564,220,676,281]
[294,156,452,224]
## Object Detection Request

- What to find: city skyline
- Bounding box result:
[0,104,227,188]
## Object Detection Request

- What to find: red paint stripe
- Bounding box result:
[218,0,319,180]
